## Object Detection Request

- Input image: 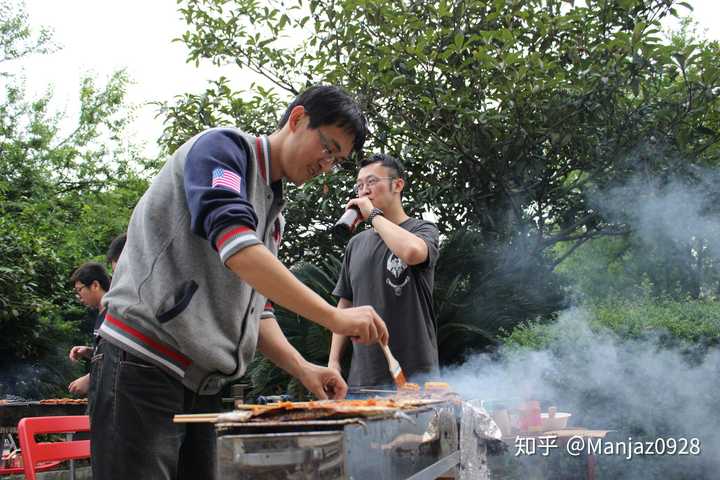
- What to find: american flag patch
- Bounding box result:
[212,168,242,194]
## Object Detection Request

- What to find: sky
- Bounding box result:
[9,0,720,159]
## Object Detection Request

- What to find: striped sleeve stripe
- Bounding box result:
[260,301,275,319]
[216,226,261,263]
[216,226,253,250]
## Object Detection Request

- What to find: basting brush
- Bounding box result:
[380,343,407,388]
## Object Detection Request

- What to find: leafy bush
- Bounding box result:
[503,297,720,349]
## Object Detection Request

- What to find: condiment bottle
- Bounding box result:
[526,400,542,433]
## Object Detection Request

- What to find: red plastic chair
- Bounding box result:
[16,416,90,480]
[0,456,63,476]
[1,436,62,476]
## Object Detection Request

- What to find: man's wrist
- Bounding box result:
[286,354,309,380]
[367,207,384,225]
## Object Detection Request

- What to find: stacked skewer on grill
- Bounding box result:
[174,381,456,424]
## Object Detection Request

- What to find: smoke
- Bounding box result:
[584,171,720,301]
[0,345,82,399]
[441,308,720,478]
[596,173,720,258]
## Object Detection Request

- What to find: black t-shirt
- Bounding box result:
[333,217,440,387]
[93,309,107,350]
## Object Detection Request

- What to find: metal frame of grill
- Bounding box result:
[215,402,467,479]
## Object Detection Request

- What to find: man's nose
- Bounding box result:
[319,158,334,173]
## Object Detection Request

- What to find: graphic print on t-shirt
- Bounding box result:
[385,253,409,296]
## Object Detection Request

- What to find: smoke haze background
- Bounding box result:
[440,168,720,478]
[443,309,719,478]
[597,169,720,272]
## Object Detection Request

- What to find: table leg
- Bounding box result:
[586,453,596,480]
[67,433,75,480]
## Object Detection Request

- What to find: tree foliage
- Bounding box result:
[0,0,149,397]
[173,0,719,254]
[165,0,720,362]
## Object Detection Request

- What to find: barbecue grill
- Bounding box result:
[205,397,501,480]
[0,400,87,434]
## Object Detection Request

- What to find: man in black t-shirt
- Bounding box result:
[67,262,110,395]
[330,153,440,387]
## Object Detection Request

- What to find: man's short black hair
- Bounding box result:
[70,262,111,292]
[106,233,127,265]
[359,153,405,180]
[278,85,368,154]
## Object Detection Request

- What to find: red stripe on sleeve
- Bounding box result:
[216,226,253,250]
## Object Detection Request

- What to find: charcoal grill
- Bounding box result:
[214,399,496,480]
[0,401,87,433]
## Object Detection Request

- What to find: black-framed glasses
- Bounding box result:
[74,285,89,296]
[317,129,344,173]
[353,176,396,195]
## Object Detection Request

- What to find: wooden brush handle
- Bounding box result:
[381,344,399,369]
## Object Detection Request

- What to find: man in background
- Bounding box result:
[67,262,110,395]
[106,232,126,271]
[330,153,440,388]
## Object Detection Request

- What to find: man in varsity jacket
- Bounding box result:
[90,85,389,479]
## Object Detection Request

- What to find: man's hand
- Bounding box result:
[68,374,90,396]
[345,197,374,220]
[298,363,348,400]
[69,346,93,362]
[331,305,388,346]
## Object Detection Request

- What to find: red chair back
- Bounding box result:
[17,416,90,480]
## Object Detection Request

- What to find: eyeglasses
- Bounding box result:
[353,176,396,195]
[74,285,89,296]
[317,129,344,173]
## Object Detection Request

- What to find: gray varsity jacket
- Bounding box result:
[99,128,285,394]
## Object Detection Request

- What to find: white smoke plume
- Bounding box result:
[442,309,719,478]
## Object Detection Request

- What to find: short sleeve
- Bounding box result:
[332,241,354,301]
[411,221,440,270]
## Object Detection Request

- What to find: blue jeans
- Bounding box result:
[89,340,221,480]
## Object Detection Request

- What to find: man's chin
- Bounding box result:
[288,174,308,186]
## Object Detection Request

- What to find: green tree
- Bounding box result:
[173,0,719,253]
[162,0,720,364]
[0,0,150,397]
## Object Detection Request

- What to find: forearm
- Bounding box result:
[256,317,307,379]
[226,244,336,329]
[370,216,428,265]
[329,298,352,363]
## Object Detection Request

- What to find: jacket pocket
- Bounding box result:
[156,280,199,323]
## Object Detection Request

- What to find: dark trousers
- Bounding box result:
[89,340,222,480]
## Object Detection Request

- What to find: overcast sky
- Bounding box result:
[10,0,720,158]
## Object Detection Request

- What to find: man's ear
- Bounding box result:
[393,177,405,194]
[287,105,306,132]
